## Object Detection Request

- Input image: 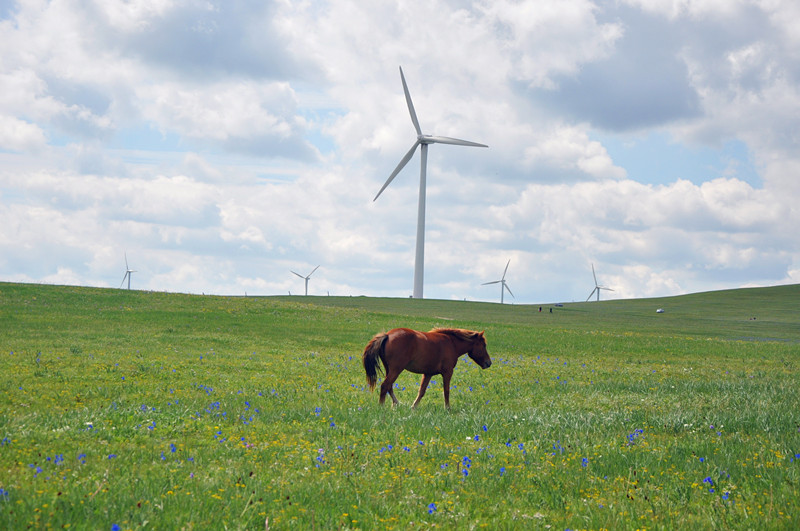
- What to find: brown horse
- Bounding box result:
[362,328,492,409]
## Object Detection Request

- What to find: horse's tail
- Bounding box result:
[362,332,388,391]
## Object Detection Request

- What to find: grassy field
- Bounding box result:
[0,282,798,529]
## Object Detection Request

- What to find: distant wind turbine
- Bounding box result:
[586,263,613,301]
[374,66,488,299]
[291,265,320,296]
[482,259,514,304]
[119,253,136,290]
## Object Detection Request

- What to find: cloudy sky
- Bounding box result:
[1,0,798,303]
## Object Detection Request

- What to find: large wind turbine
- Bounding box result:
[482,259,514,304]
[374,66,488,299]
[291,265,320,296]
[586,263,613,301]
[119,253,136,290]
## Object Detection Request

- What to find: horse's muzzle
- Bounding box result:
[482,359,492,369]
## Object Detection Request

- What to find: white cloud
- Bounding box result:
[0,115,46,152]
[620,0,749,19]
[523,124,627,180]
[136,80,318,159]
[0,0,798,302]
[479,0,624,88]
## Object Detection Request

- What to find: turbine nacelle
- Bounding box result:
[291,265,320,296]
[373,66,488,299]
[482,259,513,304]
[586,263,614,301]
[120,253,136,290]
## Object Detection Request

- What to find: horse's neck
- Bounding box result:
[449,335,474,354]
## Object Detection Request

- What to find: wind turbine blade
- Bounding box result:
[482,280,501,286]
[291,271,305,279]
[119,272,128,289]
[399,67,422,136]
[308,265,320,277]
[125,252,129,270]
[502,259,510,280]
[373,140,421,201]
[504,284,515,298]
[587,287,597,301]
[592,263,598,286]
[425,135,488,148]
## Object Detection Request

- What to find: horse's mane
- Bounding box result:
[431,328,483,343]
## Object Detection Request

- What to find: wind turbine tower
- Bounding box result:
[291,265,320,296]
[119,253,136,290]
[374,66,488,299]
[587,263,614,301]
[482,259,514,304]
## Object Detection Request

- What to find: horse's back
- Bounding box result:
[384,327,428,345]
[386,327,421,336]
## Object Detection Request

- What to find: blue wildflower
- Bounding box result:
[427,502,437,514]
[627,429,644,444]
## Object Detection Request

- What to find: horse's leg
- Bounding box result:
[441,370,453,409]
[411,374,433,409]
[379,368,402,406]
[387,387,399,406]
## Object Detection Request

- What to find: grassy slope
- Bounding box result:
[0,282,798,529]
[282,283,800,340]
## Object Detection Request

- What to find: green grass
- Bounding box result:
[0,282,798,529]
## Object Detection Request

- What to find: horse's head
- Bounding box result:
[468,331,492,369]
